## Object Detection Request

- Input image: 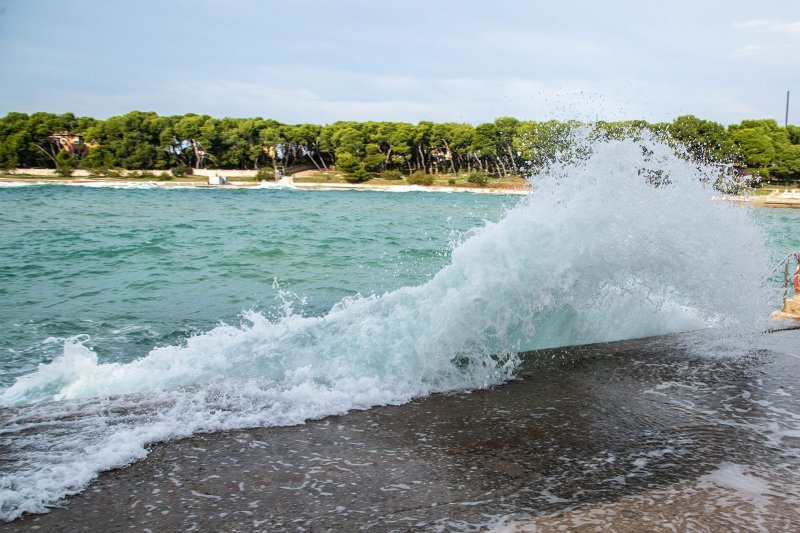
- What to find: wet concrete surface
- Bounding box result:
[4,330,800,532]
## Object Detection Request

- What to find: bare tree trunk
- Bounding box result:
[34,143,58,166]
[497,157,508,177]
[505,143,516,176]
[319,147,329,170]
[191,139,200,169]
[441,139,456,174]
[307,149,323,171]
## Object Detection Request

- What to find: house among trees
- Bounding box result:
[46,131,92,158]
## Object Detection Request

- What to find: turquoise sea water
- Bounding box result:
[2,186,799,391]
[0,186,513,387]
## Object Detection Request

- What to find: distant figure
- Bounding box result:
[794,253,800,293]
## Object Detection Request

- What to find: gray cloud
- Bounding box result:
[0,0,797,124]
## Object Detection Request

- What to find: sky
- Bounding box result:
[0,0,797,125]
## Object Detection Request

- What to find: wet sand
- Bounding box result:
[4,330,800,532]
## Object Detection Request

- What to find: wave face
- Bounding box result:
[0,134,772,520]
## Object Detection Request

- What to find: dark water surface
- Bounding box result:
[5,329,799,532]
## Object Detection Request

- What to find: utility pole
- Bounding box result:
[786,90,791,127]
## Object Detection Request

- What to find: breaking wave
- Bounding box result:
[0,133,772,520]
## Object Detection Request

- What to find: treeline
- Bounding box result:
[1,111,799,182]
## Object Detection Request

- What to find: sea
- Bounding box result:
[1,136,799,528]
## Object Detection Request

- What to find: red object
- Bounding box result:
[795,255,800,292]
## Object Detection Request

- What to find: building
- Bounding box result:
[46,131,92,157]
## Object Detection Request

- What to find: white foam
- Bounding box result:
[699,463,775,506]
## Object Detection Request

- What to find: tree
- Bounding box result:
[336,151,369,182]
[258,122,284,172]
[513,120,577,170]
[668,115,731,163]
[0,110,796,184]
[729,119,789,179]
[55,149,77,177]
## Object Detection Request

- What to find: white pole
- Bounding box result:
[786,91,791,127]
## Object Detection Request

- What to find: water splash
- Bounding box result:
[0,133,773,520]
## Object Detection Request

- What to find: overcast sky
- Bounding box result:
[0,0,797,125]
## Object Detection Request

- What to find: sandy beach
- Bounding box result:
[0,174,530,195]
[729,189,800,208]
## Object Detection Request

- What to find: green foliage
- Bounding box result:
[466,172,489,186]
[170,164,192,177]
[79,145,114,170]
[335,151,360,174]
[336,152,370,182]
[55,150,77,177]
[346,167,371,183]
[256,167,275,180]
[667,115,731,163]
[380,169,403,180]
[515,120,580,170]
[407,171,433,186]
[0,111,798,184]
[728,119,798,181]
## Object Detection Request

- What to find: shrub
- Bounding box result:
[256,167,274,180]
[337,152,371,182]
[344,167,371,183]
[466,171,489,187]
[407,171,433,186]
[139,171,156,179]
[171,165,192,177]
[55,151,77,177]
[87,167,107,177]
[380,169,404,180]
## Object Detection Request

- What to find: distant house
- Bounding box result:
[46,131,93,157]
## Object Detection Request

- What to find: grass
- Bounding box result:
[293,171,527,189]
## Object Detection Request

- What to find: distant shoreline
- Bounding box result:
[727,190,800,208]
[0,176,530,195]
[5,176,800,206]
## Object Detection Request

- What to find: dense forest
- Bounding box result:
[0,111,799,183]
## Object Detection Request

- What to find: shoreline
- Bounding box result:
[728,190,800,208]
[0,176,530,195]
[5,177,800,205]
